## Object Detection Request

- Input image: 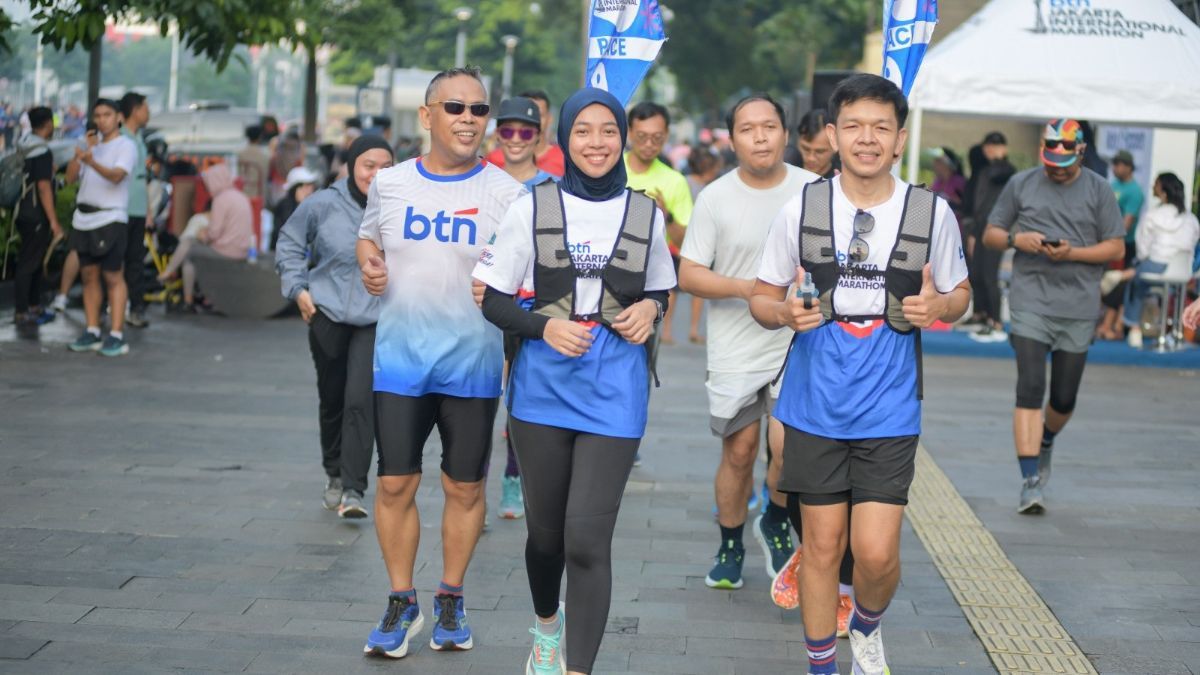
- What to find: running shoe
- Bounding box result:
[323,476,342,510]
[126,309,150,328]
[837,593,854,638]
[525,605,566,674]
[1038,439,1054,487]
[705,540,745,590]
[499,476,525,519]
[849,626,890,675]
[364,594,424,658]
[633,452,643,467]
[747,482,762,513]
[1017,476,1045,515]
[98,335,129,357]
[338,490,368,519]
[967,326,1007,343]
[753,513,795,579]
[51,294,68,313]
[429,593,473,651]
[69,331,103,352]
[770,548,802,609]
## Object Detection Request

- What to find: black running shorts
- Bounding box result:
[374,392,499,483]
[779,426,918,506]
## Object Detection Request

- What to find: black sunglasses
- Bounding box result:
[498,127,537,141]
[430,100,491,117]
[1043,139,1078,151]
[848,210,875,264]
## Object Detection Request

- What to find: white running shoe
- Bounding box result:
[849,626,890,675]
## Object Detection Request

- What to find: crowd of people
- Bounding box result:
[8,62,1200,675]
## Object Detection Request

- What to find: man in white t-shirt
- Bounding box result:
[751,74,970,675]
[65,98,138,357]
[679,94,819,597]
[355,67,526,660]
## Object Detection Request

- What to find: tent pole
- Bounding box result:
[906,107,923,185]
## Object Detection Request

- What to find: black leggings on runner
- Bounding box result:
[508,416,639,674]
[1011,334,1088,412]
[787,493,854,586]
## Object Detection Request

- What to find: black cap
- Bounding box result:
[982,131,1007,145]
[1112,150,1134,168]
[496,97,541,127]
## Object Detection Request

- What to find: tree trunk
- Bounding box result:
[88,38,102,108]
[304,43,318,143]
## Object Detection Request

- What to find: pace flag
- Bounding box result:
[585,0,667,107]
[882,0,937,95]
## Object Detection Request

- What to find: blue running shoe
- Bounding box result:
[712,481,768,520]
[705,540,745,589]
[499,475,525,519]
[364,594,424,658]
[429,593,473,651]
[753,512,795,579]
[99,335,129,357]
[69,331,102,352]
[525,604,566,674]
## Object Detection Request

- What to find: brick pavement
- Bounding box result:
[0,306,1193,673]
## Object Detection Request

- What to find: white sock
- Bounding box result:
[535,613,561,635]
[87,326,101,337]
[110,331,123,340]
[839,583,853,597]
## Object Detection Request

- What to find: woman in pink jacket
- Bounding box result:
[158,162,253,309]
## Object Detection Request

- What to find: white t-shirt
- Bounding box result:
[759,175,968,313]
[74,134,137,231]
[473,190,677,310]
[359,158,527,398]
[681,165,820,373]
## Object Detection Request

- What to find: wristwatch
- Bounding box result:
[649,299,665,323]
[1007,231,1016,249]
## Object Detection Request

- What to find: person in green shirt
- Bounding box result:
[624,101,698,344]
[120,92,151,328]
[1110,149,1144,266]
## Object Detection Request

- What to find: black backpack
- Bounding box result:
[0,138,48,212]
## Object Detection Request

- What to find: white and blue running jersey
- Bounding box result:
[359,158,526,398]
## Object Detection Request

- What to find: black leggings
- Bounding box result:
[1011,334,1088,413]
[786,493,854,587]
[508,416,639,674]
[308,311,376,492]
[14,218,52,314]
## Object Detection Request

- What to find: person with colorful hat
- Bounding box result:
[982,118,1125,515]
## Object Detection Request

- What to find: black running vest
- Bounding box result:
[530,182,657,328]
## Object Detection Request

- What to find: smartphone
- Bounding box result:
[1042,239,1063,247]
[85,121,97,134]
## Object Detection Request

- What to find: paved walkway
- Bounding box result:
[0,304,1195,674]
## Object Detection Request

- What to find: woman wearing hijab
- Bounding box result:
[276,136,395,518]
[472,89,676,675]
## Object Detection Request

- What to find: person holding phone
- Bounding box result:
[64,98,138,357]
[982,119,1125,514]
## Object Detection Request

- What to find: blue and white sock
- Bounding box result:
[805,633,839,674]
[1018,456,1039,479]
[849,601,886,637]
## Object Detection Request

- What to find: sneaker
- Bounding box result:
[968,326,1007,343]
[849,626,890,675]
[747,483,762,513]
[1037,447,1053,487]
[705,540,745,589]
[429,593,473,651]
[51,294,68,313]
[69,331,103,352]
[1017,476,1045,515]
[98,335,129,357]
[837,593,854,638]
[126,310,150,328]
[753,513,795,579]
[499,476,525,519]
[770,548,802,609]
[1126,326,1143,349]
[525,605,566,674]
[633,452,643,467]
[364,594,424,658]
[323,476,342,510]
[338,490,368,519]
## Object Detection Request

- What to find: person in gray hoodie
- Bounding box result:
[276,135,394,518]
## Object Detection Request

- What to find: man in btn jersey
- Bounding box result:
[356,67,527,659]
[751,74,969,675]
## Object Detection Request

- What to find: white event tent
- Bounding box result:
[906,0,1200,188]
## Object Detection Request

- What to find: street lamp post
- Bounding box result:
[501,35,520,100]
[454,7,474,68]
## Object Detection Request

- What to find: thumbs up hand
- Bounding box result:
[362,254,389,296]
[778,265,824,333]
[901,263,947,329]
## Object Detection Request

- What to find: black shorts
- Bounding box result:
[779,426,918,506]
[374,392,499,483]
[71,222,127,272]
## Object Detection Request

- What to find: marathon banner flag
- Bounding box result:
[586,0,667,107]
[882,0,938,95]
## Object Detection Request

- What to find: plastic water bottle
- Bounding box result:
[246,243,258,265]
[798,272,816,309]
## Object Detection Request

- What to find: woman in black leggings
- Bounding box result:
[472,88,676,675]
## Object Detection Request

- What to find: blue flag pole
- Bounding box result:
[584,0,667,107]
